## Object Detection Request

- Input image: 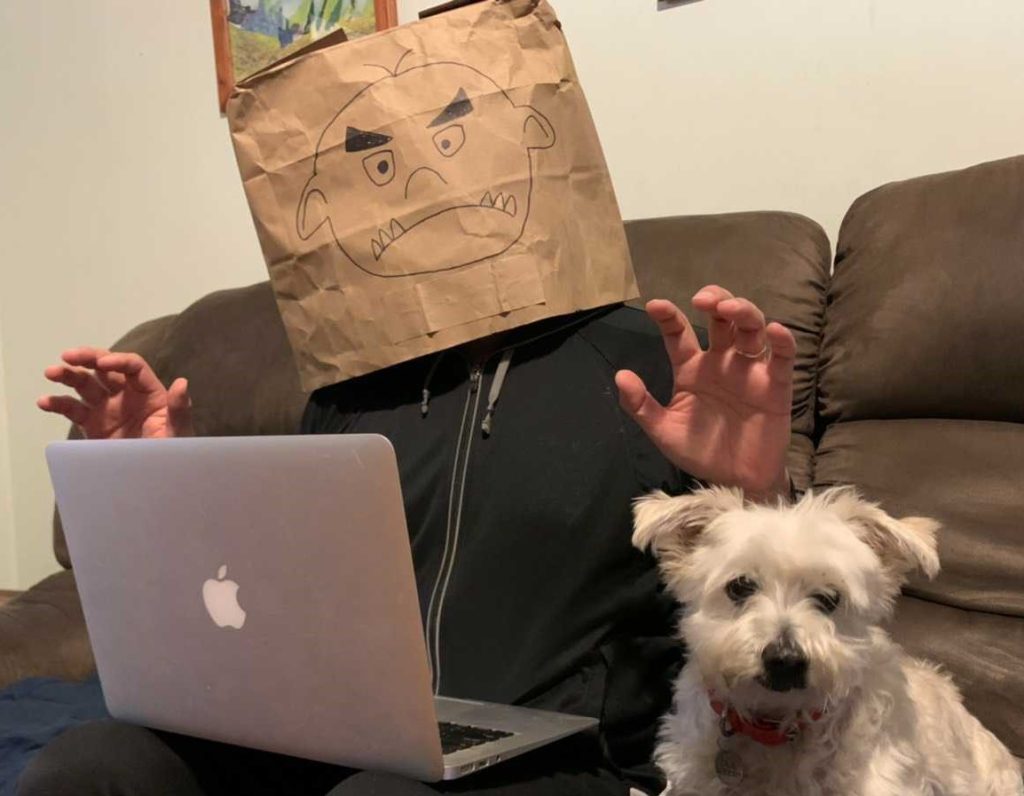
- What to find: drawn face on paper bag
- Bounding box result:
[297,61,556,278]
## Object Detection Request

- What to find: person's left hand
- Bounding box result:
[615,286,796,502]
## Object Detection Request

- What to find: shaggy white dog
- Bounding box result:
[633,486,1023,796]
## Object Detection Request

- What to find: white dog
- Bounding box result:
[632,485,1023,796]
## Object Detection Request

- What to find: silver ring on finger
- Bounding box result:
[735,343,770,362]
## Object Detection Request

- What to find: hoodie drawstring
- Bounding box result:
[481,349,514,437]
[421,347,514,435]
[421,352,445,417]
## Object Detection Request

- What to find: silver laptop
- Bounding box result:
[46,434,596,781]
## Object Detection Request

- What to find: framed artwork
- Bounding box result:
[210,0,399,112]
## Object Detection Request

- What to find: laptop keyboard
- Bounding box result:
[438,721,514,754]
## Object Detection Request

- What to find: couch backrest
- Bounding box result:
[52,282,307,568]
[626,212,831,491]
[52,214,833,563]
[814,154,1024,752]
[817,155,1024,614]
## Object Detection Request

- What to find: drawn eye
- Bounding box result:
[812,591,841,614]
[725,576,758,604]
[363,150,396,187]
[433,124,465,158]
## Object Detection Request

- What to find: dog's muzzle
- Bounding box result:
[760,636,809,692]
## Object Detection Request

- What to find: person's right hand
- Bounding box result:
[37,348,193,439]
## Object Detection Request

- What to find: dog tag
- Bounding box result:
[714,749,744,786]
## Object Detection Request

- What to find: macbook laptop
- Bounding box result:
[46,434,596,781]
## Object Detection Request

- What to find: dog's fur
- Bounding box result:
[633,486,1023,796]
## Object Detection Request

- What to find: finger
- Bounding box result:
[615,370,669,433]
[692,285,736,351]
[765,322,797,383]
[167,378,194,437]
[43,364,110,406]
[37,394,91,426]
[56,347,128,395]
[691,284,736,310]
[94,352,165,395]
[716,297,766,357]
[60,346,111,369]
[645,299,702,367]
[94,368,126,394]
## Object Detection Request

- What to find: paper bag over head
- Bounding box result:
[227,0,637,391]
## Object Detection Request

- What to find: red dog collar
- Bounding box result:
[710,696,824,747]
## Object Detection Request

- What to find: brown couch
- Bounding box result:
[2,155,1020,759]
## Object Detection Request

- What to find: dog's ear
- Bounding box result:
[632,487,745,566]
[824,487,941,581]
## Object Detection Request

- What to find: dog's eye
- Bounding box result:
[725,576,758,604]
[812,591,841,614]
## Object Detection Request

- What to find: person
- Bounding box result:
[22,287,796,796]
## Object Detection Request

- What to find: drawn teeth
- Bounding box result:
[370,220,408,260]
[479,191,517,215]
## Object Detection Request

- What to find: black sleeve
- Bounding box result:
[299,383,355,435]
[299,394,320,434]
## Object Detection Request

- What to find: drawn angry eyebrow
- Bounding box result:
[428,88,474,128]
[345,126,393,152]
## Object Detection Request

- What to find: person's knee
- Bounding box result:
[326,770,438,795]
[17,719,202,796]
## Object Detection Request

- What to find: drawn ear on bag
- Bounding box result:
[296,175,330,241]
[520,106,556,151]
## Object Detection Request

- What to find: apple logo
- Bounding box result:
[202,564,247,630]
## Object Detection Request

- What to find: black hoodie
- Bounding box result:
[302,304,704,790]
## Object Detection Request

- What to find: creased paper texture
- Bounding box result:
[228,0,637,391]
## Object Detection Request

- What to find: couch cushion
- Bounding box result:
[0,571,93,691]
[625,212,830,437]
[887,595,1024,758]
[819,155,1024,423]
[817,419,1024,756]
[786,432,814,496]
[815,419,1024,615]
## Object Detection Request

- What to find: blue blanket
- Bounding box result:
[0,677,108,795]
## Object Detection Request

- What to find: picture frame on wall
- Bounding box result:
[209,0,399,112]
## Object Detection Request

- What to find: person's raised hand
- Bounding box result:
[615,286,796,501]
[37,348,193,439]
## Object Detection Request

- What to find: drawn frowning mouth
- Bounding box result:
[370,191,519,261]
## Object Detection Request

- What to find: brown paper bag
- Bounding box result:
[227,0,637,391]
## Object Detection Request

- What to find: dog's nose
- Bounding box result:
[761,637,809,692]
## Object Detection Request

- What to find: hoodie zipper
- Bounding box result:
[424,361,484,694]
[419,307,611,694]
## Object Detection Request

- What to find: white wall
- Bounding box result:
[1,0,1022,589]
[0,2,267,589]
[0,327,16,588]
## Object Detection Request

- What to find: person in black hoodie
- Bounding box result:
[28,288,796,796]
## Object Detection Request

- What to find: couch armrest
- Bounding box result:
[0,570,94,690]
